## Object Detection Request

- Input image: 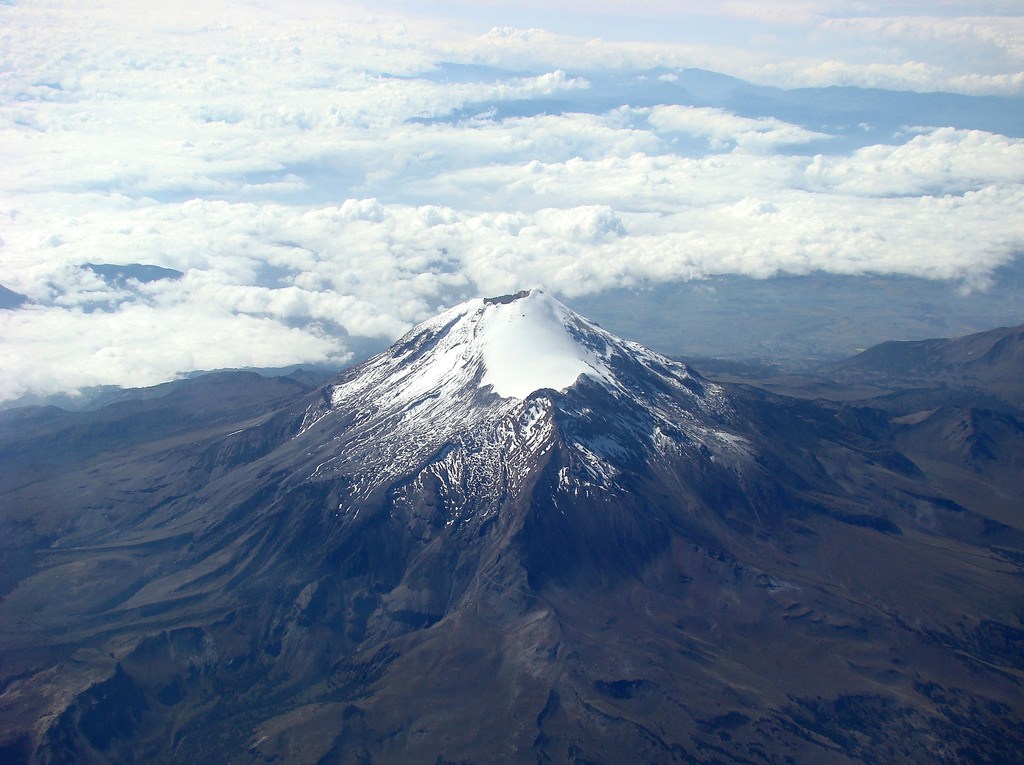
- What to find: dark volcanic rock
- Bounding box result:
[0,291,1021,764]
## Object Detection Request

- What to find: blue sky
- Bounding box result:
[1,0,1022,401]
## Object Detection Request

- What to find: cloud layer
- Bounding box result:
[1,0,1023,401]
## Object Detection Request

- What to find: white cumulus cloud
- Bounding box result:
[0,0,1022,402]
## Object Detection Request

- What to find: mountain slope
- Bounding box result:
[828,321,1024,409]
[0,291,1021,764]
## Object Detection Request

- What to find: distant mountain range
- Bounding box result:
[416,63,1024,148]
[0,263,183,320]
[0,292,1021,764]
[829,322,1024,410]
[0,284,28,310]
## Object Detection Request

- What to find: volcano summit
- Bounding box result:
[0,292,1021,764]
[293,289,740,534]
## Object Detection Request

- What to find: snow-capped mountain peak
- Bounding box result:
[294,289,740,513]
[476,289,615,399]
[325,288,622,412]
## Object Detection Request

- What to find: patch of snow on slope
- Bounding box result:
[479,290,615,399]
